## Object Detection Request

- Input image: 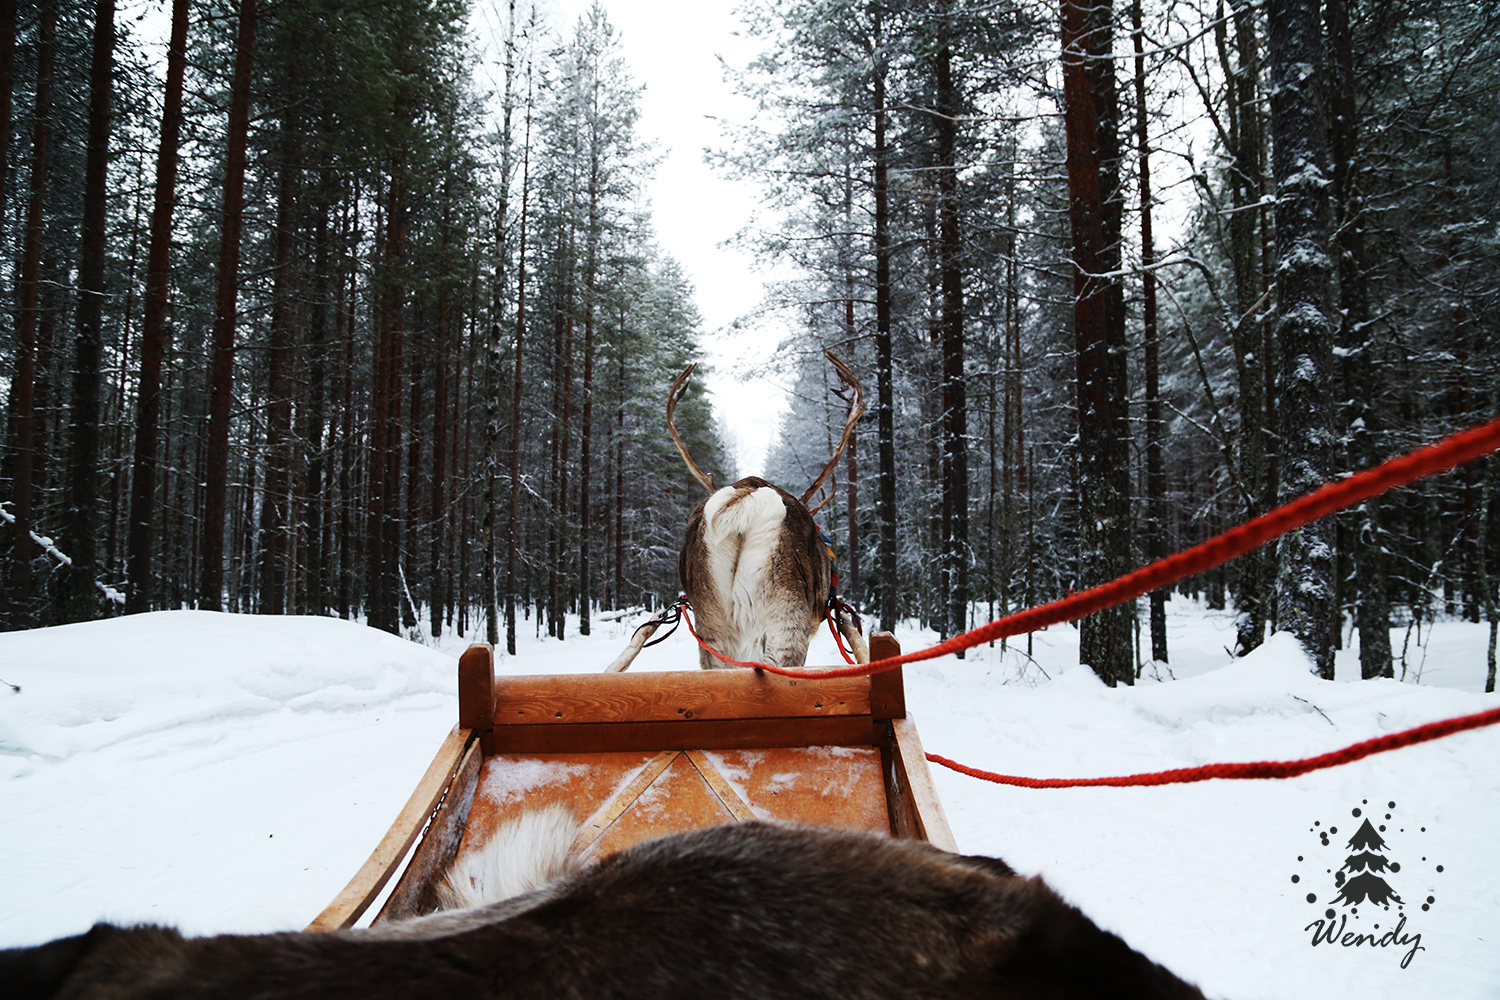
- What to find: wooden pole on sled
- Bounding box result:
[605,606,872,672]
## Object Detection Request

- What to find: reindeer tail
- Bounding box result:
[436,804,583,910]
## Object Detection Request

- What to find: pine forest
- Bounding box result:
[0,0,1496,692]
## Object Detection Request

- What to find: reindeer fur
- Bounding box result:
[1,821,1207,1000]
[680,477,831,669]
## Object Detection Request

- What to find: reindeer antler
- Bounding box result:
[800,351,866,505]
[666,363,717,494]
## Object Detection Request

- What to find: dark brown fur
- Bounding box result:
[2,822,1207,1000]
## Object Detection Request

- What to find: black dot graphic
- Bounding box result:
[1389,801,1396,809]
[1314,821,1321,827]
[1363,799,1369,804]
[1437,865,1444,873]
[1390,862,1401,873]
[1331,826,1338,834]
[1298,856,1304,862]
[1380,825,1387,832]
[1291,875,1301,883]
[1353,808,1362,817]
[1426,896,1434,904]
[1385,814,1392,820]
[1326,909,1336,920]
[1422,904,1430,911]
[1307,893,1317,904]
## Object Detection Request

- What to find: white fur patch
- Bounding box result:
[437,804,581,910]
[700,486,789,661]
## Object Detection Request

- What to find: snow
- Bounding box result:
[2,599,1497,998]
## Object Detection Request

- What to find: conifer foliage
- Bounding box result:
[0,0,724,634]
[735,0,1498,682]
[1,0,1496,687]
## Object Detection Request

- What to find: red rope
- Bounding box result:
[697,413,1500,680]
[924,704,1500,788]
[826,606,859,665]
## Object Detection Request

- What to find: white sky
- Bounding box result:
[475,0,792,475]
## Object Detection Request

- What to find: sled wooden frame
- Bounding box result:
[307,632,955,932]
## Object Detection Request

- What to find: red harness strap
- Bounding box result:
[925,704,1500,788]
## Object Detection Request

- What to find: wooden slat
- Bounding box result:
[493,670,871,726]
[684,749,758,822]
[867,633,905,720]
[374,737,483,923]
[305,726,471,932]
[697,747,890,833]
[490,715,879,754]
[570,750,680,854]
[589,754,737,856]
[889,716,959,852]
[459,645,496,755]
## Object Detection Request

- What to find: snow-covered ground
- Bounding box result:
[2,599,1496,998]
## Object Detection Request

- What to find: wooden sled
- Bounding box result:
[307,632,954,931]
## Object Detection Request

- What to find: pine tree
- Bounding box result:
[1268,0,1336,677]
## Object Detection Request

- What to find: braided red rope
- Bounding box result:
[827,607,859,665]
[695,413,1500,680]
[924,704,1500,787]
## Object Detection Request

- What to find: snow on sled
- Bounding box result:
[306,632,954,931]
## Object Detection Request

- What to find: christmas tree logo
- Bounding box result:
[1287,800,1445,969]
[1332,817,1402,908]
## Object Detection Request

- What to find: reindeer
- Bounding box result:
[667,351,864,670]
[1,820,1209,1000]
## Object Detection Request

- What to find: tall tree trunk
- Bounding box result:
[1268,0,1336,677]
[306,187,331,616]
[382,167,408,633]
[1133,0,1167,663]
[871,3,897,632]
[403,320,424,631]
[1220,0,1269,656]
[842,243,861,604]
[367,197,392,628]
[506,101,531,655]
[1485,391,1497,695]
[934,40,968,649]
[336,196,357,620]
[431,196,451,638]
[367,87,409,635]
[1327,0,1391,679]
[579,265,595,636]
[613,329,626,610]
[579,134,600,637]
[125,0,187,616]
[1063,0,1133,685]
[258,86,299,616]
[199,0,257,612]
[486,0,519,647]
[58,0,115,622]
[5,0,54,625]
